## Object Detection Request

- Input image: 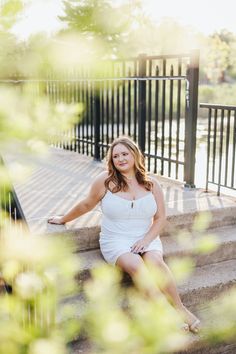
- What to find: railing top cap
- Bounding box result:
[200,103,236,110]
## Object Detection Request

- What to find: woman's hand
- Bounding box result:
[130,238,150,254]
[47,216,65,225]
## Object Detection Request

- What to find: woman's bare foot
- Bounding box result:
[179,306,201,334]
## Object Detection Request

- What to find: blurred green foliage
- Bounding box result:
[0,2,235,354]
[0,0,24,31]
[59,0,145,59]
[0,226,81,354]
[0,0,236,87]
[82,264,187,354]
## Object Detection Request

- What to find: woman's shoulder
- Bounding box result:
[90,171,108,198]
[93,171,109,185]
[148,175,162,192]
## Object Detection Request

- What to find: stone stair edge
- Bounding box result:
[45,204,236,238]
[63,258,236,319]
[67,278,236,354]
[75,234,236,283]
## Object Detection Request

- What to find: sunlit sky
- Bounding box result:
[12,0,236,40]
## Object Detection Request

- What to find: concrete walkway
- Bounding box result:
[4,147,236,235]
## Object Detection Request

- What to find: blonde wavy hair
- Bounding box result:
[104,136,153,192]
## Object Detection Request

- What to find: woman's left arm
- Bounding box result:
[130,179,166,254]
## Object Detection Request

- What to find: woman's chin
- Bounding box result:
[117,166,132,173]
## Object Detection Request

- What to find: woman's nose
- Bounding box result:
[118,155,124,161]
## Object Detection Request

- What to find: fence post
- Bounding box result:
[93,83,101,160]
[184,49,200,187]
[138,54,147,152]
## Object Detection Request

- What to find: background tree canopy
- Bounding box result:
[1,0,236,87]
[59,0,146,58]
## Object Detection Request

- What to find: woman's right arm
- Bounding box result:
[48,171,107,224]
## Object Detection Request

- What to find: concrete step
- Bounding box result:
[63,258,236,315]
[68,333,236,354]
[76,224,236,283]
[178,259,236,309]
[65,280,236,354]
[48,204,236,253]
[177,341,236,354]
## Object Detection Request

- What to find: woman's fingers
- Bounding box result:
[131,242,146,254]
[47,216,64,224]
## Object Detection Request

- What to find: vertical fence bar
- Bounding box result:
[176,58,182,179]
[101,73,105,158]
[122,62,126,135]
[212,109,218,182]
[154,65,159,174]
[218,109,224,195]
[78,70,82,153]
[116,68,120,137]
[106,70,109,147]
[86,70,90,155]
[138,54,146,152]
[184,49,199,187]
[168,65,174,177]
[231,110,236,188]
[93,82,101,160]
[111,64,114,142]
[147,59,152,170]
[58,76,62,149]
[224,109,231,185]
[128,68,131,136]
[89,77,94,156]
[81,69,85,154]
[134,60,138,141]
[161,58,166,175]
[74,70,78,152]
[206,108,212,192]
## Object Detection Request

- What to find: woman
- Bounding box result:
[48,136,200,333]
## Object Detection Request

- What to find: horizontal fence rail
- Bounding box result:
[200,103,236,195]
[0,50,199,186]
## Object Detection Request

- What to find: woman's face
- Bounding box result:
[112,143,135,174]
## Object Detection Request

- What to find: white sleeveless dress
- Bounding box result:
[99,190,163,265]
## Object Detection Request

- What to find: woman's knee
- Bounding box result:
[116,254,144,275]
[143,251,165,268]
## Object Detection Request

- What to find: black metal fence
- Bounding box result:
[0,157,26,225]
[0,157,27,293]
[1,50,199,186]
[200,103,236,195]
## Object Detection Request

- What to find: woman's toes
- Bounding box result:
[189,319,201,334]
[181,323,189,332]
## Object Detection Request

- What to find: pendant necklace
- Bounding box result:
[125,175,135,209]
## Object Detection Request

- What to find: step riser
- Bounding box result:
[165,243,236,268]
[163,207,236,237]
[76,239,236,283]
[181,281,236,312]
[68,208,236,252]
[66,283,236,354]
[177,340,236,354]
[76,269,236,312]
[71,336,236,354]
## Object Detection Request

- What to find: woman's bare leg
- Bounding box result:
[115,252,163,299]
[142,251,200,331]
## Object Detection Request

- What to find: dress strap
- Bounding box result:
[101,187,108,200]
